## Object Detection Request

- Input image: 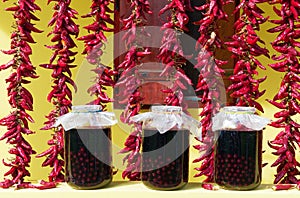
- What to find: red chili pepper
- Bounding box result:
[274,110,290,118]
[202,183,219,190]
[0,128,17,141]
[290,100,300,113]
[272,184,295,191]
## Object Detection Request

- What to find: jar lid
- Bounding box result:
[54,105,117,131]
[131,105,201,138]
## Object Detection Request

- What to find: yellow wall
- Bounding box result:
[0,2,297,185]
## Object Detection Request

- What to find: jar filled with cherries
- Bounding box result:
[212,106,269,190]
[131,106,201,190]
[55,105,117,189]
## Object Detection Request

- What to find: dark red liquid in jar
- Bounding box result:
[142,129,189,190]
[214,130,263,190]
[64,128,112,189]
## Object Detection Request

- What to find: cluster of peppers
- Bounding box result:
[0,0,52,189]
[157,0,193,111]
[267,0,300,186]
[226,0,269,113]
[117,0,152,181]
[37,0,79,183]
[192,0,229,189]
[78,0,116,109]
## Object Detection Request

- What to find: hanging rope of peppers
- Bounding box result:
[0,0,45,189]
[226,0,269,112]
[267,0,300,186]
[78,0,116,109]
[192,0,229,189]
[157,0,193,110]
[117,0,152,181]
[37,0,79,183]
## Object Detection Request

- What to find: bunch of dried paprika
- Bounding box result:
[0,0,46,189]
[267,0,300,185]
[157,0,193,111]
[226,0,269,112]
[37,0,79,184]
[78,0,116,110]
[116,0,152,181]
[192,0,229,190]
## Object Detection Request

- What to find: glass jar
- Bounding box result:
[55,105,117,189]
[64,127,112,189]
[212,106,269,190]
[142,127,190,190]
[130,106,201,190]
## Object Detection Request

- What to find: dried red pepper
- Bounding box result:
[78,0,116,110]
[192,0,229,186]
[38,0,79,184]
[268,0,300,185]
[201,183,219,190]
[272,184,295,191]
[116,0,152,181]
[0,0,41,189]
[226,0,269,113]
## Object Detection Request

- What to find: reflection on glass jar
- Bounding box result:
[214,130,263,190]
[141,129,189,190]
[64,127,112,189]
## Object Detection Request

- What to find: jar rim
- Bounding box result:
[221,106,256,114]
[72,105,102,112]
[151,105,182,113]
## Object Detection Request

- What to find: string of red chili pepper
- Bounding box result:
[192,0,229,190]
[0,0,51,189]
[157,0,193,110]
[226,0,269,112]
[116,0,152,181]
[78,0,117,109]
[37,0,79,184]
[267,0,300,185]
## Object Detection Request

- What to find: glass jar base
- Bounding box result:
[142,181,188,191]
[67,178,112,190]
[216,182,261,191]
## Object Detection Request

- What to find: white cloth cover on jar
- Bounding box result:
[54,105,117,130]
[212,106,270,131]
[130,106,201,138]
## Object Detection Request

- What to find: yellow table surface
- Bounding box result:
[0,182,299,198]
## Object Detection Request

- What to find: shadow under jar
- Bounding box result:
[214,130,263,190]
[141,128,190,190]
[64,127,112,189]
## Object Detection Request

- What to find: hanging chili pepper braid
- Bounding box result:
[192,0,229,189]
[0,0,48,189]
[157,0,193,111]
[37,0,79,183]
[117,0,152,181]
[226,0,269,112]
[267,0,300,185]
[78,0,117,109]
